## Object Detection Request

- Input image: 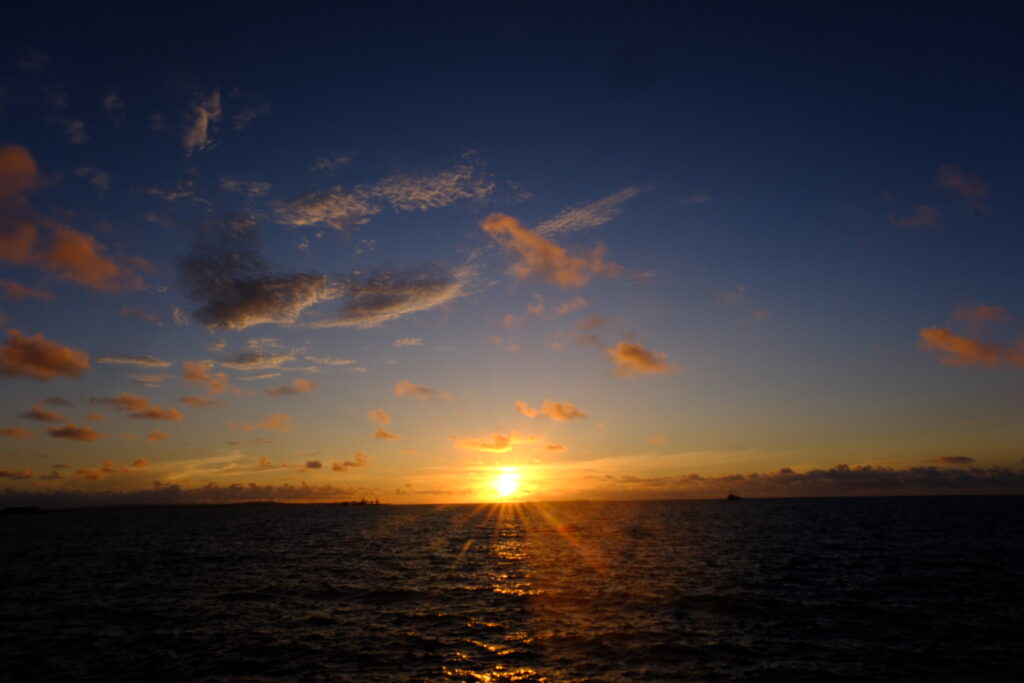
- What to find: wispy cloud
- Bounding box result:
[97,354,172,368]
[936,164,989,210]
[183,90,221,154]
[232,102,272,131]
[90,393,183,420]
[453,430,540,452]
[178,214,339,330]
[47,424,103,441]
[536,186,642,236]
[368,409,391,425]
[888,204,940,228]
[235,413,294,433]
[394,380,453,402]
[482,213,621,288]
[275,155,493,231]
[220,177,271,197]
[333,452,367,472]
[266,378,318,397]
[373,428,400,440]
[393,337,423,347]
[314,264,472,328]
[0,279,54,301]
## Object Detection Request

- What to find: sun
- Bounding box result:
[492,468,521,498]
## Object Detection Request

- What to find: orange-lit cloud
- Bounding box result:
[607,341,679,377]
[394,379,453,402]
[936,164,989,209]
[927,455,975,465]
[952,303,1010,334]
[147,430,170,441]
[0,329,90,380]
[47,424,103,441]
[646,435,668,444]
[21,404,66,422]
[918,327,1024,368]
[0,279,54,301]
[183,360,232,395]
[0,146,149,291]
[90,393,183,420]
[373,428,401,440]
[481,213,622,288]
[84,413,103,421]
[333,452,368,472]
[0,427,32,438]
[0,468,32,479]
[453,430,540,452]
[266,378,318,397]
[888,204,940,228]
[179,395,223,408]
[74,457,148,480]
[368,409,391,425]
[237,413,294,433]
[535,186,642,235]
[516,399,587,421]
[98,354,172,367]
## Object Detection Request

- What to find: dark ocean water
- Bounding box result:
[1,496,1022,682]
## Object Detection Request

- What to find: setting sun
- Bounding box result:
[493,469,521,498]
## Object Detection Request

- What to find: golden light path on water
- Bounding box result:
[439,498,617,682]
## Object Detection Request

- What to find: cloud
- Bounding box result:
[393,337,423,347]
[453,430,539,452]
[218,350,296,370]
[97,354,172,367]
[17,50,49,72]
[888,205,940,228]
[952,303,1010,334]
[0,329,90,380]
[183,361,233,394]
[489,335,521,353]
[677,193,712,207]
[1,147,150,290]
[21,405,66,422]
[0,468,32,479]
[102,91,126,127]
[42,396,72,406]
[554,297,588,315]
[0,427,32,438]
[275,156,493,231]
[515,401,538,417]
[607,341,679,377]
[84,413,103,421]
[178,214,339,330]
[535,186,642,235]
[47,424,102,441]
[516,399,587,421]
[646,435,668,444]
[237,413,294,433]
[481,213,621,288]
[0,279,54,301]
[90,393,183,420]
[0,481,375,507]
[73,457,149,480]
[333,452,368,472]
[368,409,391,425]
[753,310,770,320]
[315,264,472,328]
[305,459,322,469]
[131,373,173,388]
[232,102,272,131]
[394,380,453,402]
[266,378,318,397]
[183,90,221,154]
[120,307,160,324]
[311,154,353,172]
[373,428,400,440]
[64,121,88,145]
[928,455,975,465]
[221,177,271,197]
[304,354,355,366]
[919,320,1024,368]
[74,167,111,192]
[148,430,170,442]
[179,395,223,408]
[715,284,747,306]
[581,463,1024,499]
[936,165,989,209]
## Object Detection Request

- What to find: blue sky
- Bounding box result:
[1,3,1022,504]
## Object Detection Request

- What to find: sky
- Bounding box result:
[1,3,1022,505]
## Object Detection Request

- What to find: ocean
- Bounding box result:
[1,496,1022,681]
